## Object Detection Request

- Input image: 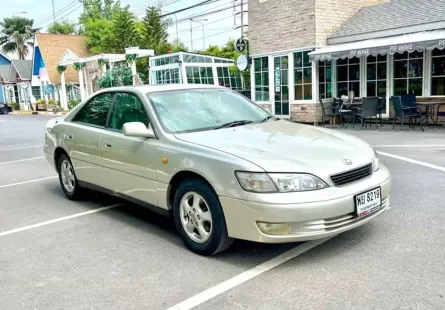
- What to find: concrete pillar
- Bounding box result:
[130,61,137,85]
[44,80,49,102]
[102,63,107,75]
[60,71,68,110]
[78,69,86,101]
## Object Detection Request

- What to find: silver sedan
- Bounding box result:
[44,85,391,255]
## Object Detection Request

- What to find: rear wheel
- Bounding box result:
[0,108,8,115]
[173,178,234,255]
[57,154,83,200]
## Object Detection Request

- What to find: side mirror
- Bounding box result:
[122,122,155,138]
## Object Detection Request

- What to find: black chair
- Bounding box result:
[319,97,332,127]
[401,93,417,113]
[391,96,421,131]
[376,96,386,128]
[356,97,379,129]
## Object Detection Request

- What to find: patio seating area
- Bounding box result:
[319,91,445,132]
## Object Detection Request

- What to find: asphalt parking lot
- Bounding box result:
[1,115,444,310]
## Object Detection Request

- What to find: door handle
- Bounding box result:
[104,143,112,148]
[66,133,73,140]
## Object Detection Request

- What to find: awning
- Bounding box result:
[309,30,445,61]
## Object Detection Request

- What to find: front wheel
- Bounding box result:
[173,178,233,255]
[57,154,83,200]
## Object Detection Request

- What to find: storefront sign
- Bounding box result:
[310,38,445,61]
[235,38,247,53]
[275,70,280,86]
[389,44,414,53]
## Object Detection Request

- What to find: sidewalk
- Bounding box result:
[12,111,69,116]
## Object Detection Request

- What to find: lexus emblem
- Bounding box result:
[343,158,353,165]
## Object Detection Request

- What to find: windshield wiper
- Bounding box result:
[214,120,253,129]
[260,115,274,123]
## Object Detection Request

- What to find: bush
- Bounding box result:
[68,99,81,110]
[10,102,20,111]
[48,98,55,105]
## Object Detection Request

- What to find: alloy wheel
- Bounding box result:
[179,191,213,243]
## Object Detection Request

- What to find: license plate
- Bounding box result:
[355,187,382,217]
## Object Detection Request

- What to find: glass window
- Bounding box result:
[366,55,387,97]
[393,51,423,96]
[294,51,312,100]
[431,48,445,96]
[155,68,180,84]
[319,61,332,99]
[253,57,269,101]
[108,93,149,131]
[148,89,270,133]
[274,56,289,115]
[217,67,242,89]
[73,93,114,127]
[337,57,360,97]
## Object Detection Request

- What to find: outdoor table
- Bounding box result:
[415,102,445,130]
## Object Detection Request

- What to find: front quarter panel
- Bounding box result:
[155,137,262,205]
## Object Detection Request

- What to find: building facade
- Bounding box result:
[249,0,445,123]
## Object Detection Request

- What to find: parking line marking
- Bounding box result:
[0,176,58,189]
[166,237,333,310]
[0,145,42,152]
[0,204,122,237]
[0,157,45,165]
[377,151,445,172]
[374,144,445,148]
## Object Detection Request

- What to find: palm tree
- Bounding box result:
[0,16,39,60]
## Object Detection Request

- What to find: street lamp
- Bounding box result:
[190,18,208,51]
[161,9,179,49]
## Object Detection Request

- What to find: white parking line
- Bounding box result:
[377,151,445,172]
[0,157,45,165]
[0,176,58,189]
[0,145,42,152]
[374,144,445,148]
[166,237,333,310]
[0,204,122,237]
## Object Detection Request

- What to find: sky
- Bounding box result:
[1,0,249,58]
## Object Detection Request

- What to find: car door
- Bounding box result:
[99,91,158,206]
[64,92,115,188]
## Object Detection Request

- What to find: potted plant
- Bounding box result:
[47,98,56,111]
[36,99,46,111]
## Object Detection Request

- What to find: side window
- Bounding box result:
[73,93,114,127]
[108,92,150,132]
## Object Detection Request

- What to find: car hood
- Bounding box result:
[175,120,375,175]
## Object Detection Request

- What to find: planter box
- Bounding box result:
[47,104,56,111]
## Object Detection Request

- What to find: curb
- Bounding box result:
[11,111,68,116]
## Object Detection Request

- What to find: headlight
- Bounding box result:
[268,173,329,192]
[235,172,328,193]
[373,149,381,171]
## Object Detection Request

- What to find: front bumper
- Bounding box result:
[219,164,391,243]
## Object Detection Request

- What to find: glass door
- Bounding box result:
[273,56,289,116]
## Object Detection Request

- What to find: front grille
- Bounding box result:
[330,163,372,186]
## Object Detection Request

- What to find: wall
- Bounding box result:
[314,0,389,46]
[249,0,316,55]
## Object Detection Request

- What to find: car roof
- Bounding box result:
[99,84,225,94]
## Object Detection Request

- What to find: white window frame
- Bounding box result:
[430,49,445,97]
[392,51,424,96]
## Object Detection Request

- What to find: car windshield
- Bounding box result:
[147,89,272,133]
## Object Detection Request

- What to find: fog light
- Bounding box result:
[257,222,290,235]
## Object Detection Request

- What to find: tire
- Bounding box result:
[57,154,84,200]
[0,108,8,115]
[173,178,234,255]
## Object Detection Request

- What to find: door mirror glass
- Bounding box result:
[122,122,155,138]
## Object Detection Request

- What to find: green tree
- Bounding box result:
[80,0,119,21]
[83,18,112,54]
[106,6,139,53]
[48,20,78,35]
[141,7,171,55]
[170,39,188,52]
[0,16,39,60]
